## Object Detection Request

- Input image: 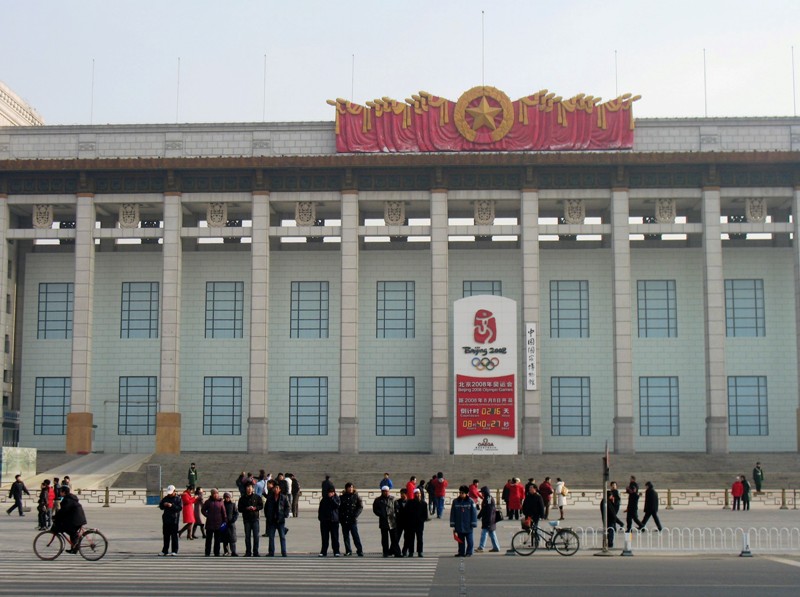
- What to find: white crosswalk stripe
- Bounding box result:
[0,553,439,596]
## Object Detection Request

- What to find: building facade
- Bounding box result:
[1,115,800,454]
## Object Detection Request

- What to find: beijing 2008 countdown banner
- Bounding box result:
[453,296,518,455]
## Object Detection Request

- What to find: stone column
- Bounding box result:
[430,189,450,454]
[702,186,728,453]
[248,191,270,453]
[0,194,8,402]
[793,187,800,450]
[156,192,183,454]
[611,188,634,453]
[520,189,542,454]
[339,190,360,453]
[66,193,96,454]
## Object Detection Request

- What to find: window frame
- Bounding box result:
[205,281,244,339]
[724,279,765,337]
[376,281,415,339]
[34,377,71,435]
[637,280,677,338]
[550,376,591,436]
[203,376,243,435]
[639,376,680,436]
[37,282,74,339]
[462,280,502,298]
[289,376,329,436]
[290,281,330,339]
[727,376,768,436]
[549,280,589,338]
[121,282,160,339]
[376,376,415,436]
[118,376,157,435]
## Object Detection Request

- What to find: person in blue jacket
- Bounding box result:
[380,472,393,490]
[450,485,478,557]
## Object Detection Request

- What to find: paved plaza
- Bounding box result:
[1,499,799,596]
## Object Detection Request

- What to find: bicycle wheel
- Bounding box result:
[511,530,538,556]
[553,529,580,556]
[33,531,65,561]
[78,529,108,561]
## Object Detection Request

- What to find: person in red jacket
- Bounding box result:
[406,476,417,498]
[468,480,481,503]
[507,478,525,520]
[538,477,554,519]
[731,476,744,511]
[433,472,448,519]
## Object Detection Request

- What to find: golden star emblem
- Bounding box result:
[466,96,502,131]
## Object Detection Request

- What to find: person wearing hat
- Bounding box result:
[159,485,182,556]
[373,485,400,557]
[317,484,341,557]
[450,485,478,557]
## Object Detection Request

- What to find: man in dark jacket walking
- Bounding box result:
[476,486,500,552]
[625,476,642,532]
[6,474,30,516]
[395,488,411,556]
[317,486,341,557]
[638,481,663,532]
[339,482,364,557]
[159,485,182,556]
[237,482,263,557]
[264,482,290,556]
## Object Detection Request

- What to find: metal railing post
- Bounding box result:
[103,486,110,508]
[666,488,674,510]
[723,488,730,509]
[780,488,788,510]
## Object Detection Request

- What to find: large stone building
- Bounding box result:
[1,88,799,455]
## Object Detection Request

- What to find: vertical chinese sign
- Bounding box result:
[453,296,518,455]
[525,323,537,390]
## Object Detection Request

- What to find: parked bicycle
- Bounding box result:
[511,519,579,556]
[33,526,108,561]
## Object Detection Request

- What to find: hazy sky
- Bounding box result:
[2,0,799,125]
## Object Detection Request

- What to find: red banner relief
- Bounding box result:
[329,87,639,153]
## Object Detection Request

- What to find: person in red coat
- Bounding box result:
[507,478,525,520]
[178,486,197,539]
[731,476,744,511]
[406,476,417,498]
[433,472,448,519]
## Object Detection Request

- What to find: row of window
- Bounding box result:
[33,374,768,438]
[34,278,768,341]
[551,375,767,437]
[32,375,416,438]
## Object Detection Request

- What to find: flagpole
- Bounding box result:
[595,440,613,556]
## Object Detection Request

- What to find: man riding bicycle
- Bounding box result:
[51,485,87,553]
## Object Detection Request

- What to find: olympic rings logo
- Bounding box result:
[471,357,500,371]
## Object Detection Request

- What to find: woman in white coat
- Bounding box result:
[554,478,568,520]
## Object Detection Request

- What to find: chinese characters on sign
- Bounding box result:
[525,323,537,391]
[456,374,515,437]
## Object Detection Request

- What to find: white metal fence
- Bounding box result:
[573,526,800,553]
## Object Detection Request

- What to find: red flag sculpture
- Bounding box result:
[328,86,640,153]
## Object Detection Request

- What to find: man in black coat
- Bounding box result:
[639,481,663,531]
[6,474,30,516]
[318,486,341,556]
[521,484,545,530]
[403,488,428,557]
[52,486,86,552]
[625,476,643,532]
[264,482,290,557]
[237,483,263,557]
[339,482,364,557]
[158,485,182,556]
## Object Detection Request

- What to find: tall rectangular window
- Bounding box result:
[639,377,679,436]
[376,377,415,436]
[728,376,768,436]
[551,377,590,436]
[550,280,589,338]
[37,283,74,339]
[203,377,242,435]
[725,279,765,337]
[121,282,160,339]
[290,281,329,339]
[377,281,415,338]
[289,377,328,435]
[637,280,677,338]
[118,376,157,435]
[34,377,71,435]
[462,280,502,297]
[205,281,244,338]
